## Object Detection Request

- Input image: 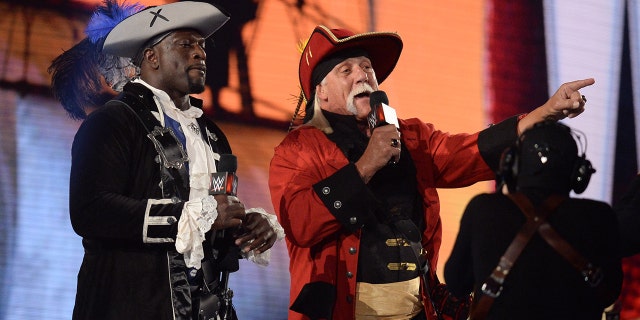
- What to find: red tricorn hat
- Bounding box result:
[298,25,403,101]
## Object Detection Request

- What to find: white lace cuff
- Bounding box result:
[241,207,285,266]
[175,195,218,269]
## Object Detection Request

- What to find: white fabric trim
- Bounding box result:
[133,79,222,269]
[175,195,219,269]
[143,198,175,243]
[133,79,217,193]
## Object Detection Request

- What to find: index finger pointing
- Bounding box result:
[565,78,595,91]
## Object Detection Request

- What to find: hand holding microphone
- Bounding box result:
[210,154,278,253]
[367,90,399,131]
[355,91,402,183]
[209,154,245,230]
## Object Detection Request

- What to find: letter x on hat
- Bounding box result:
[102,1,230,59]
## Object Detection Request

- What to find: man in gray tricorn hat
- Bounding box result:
[52,1,283,319]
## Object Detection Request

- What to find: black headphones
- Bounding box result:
[497,121,595,194]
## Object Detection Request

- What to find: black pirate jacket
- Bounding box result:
[69,82,233,320]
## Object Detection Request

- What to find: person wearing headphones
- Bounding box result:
[444,121,622,320]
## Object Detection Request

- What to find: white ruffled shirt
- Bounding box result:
[133,79,284,269]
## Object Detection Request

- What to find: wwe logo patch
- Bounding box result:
[210,175,226,193]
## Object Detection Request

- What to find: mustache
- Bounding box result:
[345,83,375,115]
[347,83,375,101]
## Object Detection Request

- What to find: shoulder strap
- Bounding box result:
[470,193,565,320]
[537,219,604,287]
[511,194,603,287]
[106,93,190,198]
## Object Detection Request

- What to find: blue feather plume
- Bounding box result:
[85,0,145,44]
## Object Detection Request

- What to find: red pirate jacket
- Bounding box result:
[269,116,519,320]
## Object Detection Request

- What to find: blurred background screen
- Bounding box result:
[0,0,638,319]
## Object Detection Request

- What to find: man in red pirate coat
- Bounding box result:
[268,25,593,320]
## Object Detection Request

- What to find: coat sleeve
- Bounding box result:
[269,128,378,248]
[477,115,520,172]
[400,116,518,189]
[69,105,183,244]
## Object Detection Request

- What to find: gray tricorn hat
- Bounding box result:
[102,1,230,58]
